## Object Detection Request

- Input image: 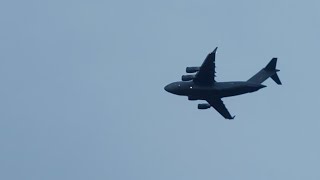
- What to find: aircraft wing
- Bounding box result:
[193,47,217,85]
[206,98,235,120]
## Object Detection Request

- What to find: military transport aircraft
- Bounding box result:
[164,47,281,120]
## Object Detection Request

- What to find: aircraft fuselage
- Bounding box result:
[164,81,266,100]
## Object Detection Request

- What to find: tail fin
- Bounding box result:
[248,58,282,85]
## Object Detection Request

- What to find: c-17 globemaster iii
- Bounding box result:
[164,47,281,120]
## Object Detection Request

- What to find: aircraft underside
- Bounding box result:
[186,86,258,99]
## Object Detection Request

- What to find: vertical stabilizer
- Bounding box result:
[248,58,281,85]
[265,58,277,71]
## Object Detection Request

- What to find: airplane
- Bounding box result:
[164,47,281,120]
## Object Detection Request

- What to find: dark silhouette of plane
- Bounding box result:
[164,47,281,120]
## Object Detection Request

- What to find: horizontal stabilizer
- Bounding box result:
[271,73,282,85]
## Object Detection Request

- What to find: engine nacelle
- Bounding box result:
[188,96,198,101]
[198,103,211,110]
[186,67,200,73]
[181,75,195,81]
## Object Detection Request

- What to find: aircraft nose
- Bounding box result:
[164,84,172,93]
[165,83,178,94]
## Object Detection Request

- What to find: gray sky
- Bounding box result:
[1,0,320,179]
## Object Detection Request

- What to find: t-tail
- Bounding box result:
[247,58,282,85]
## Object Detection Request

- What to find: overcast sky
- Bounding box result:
[1,0,320,180]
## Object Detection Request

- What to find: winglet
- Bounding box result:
[212,47,218,53]
[226,115,235,120]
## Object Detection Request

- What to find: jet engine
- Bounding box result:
[181,75,195,81]
[198,103,211,110]
[186,67,200,73]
